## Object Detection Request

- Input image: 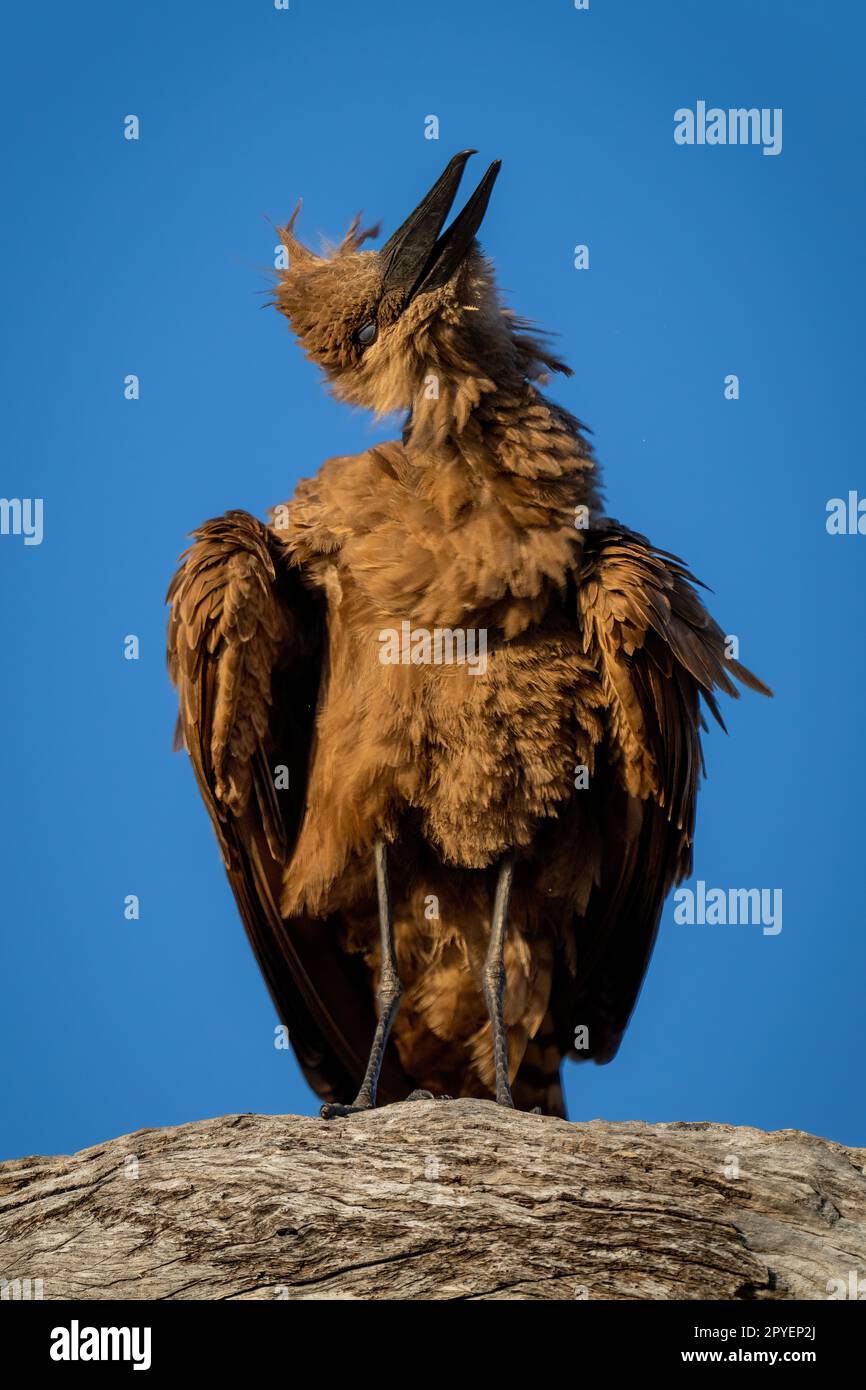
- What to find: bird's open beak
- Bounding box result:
[380,151,501,303]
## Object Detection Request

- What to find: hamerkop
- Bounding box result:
[167,152,770,1118]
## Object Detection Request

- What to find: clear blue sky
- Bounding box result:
[2,0,863,1159]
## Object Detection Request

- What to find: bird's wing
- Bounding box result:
[554,523,771,1066]
[166,509,409,1105]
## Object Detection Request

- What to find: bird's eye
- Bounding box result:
[356,321,378,347]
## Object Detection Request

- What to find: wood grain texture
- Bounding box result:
[1,1102,863,1301]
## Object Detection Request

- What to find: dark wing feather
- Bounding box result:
[166,509,411,1105]
[555,525,771,1065]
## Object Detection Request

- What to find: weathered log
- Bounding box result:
[1,1101,863,1300]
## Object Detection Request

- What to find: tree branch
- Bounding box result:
[1,1101,863,1300]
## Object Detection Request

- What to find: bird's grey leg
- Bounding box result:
[483,853,516,1107]
[321,838,402,1119]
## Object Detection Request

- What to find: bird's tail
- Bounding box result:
[511,1012,567,1118]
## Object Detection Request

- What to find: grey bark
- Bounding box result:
[1,1101,864,1301]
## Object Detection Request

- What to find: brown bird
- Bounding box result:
[167,152,770,1119]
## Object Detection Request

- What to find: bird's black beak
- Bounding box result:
[380,151,501,303]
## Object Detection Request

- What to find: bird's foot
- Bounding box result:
[406,1089,454,1102]
[320,1099,374,1120]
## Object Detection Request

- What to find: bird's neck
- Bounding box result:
[402,377,602,524]
[280,380,602,638]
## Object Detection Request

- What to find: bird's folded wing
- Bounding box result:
[166,509,400,1104]
[555,525,772,1065]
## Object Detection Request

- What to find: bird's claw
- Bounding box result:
[320,1100,373,1120]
